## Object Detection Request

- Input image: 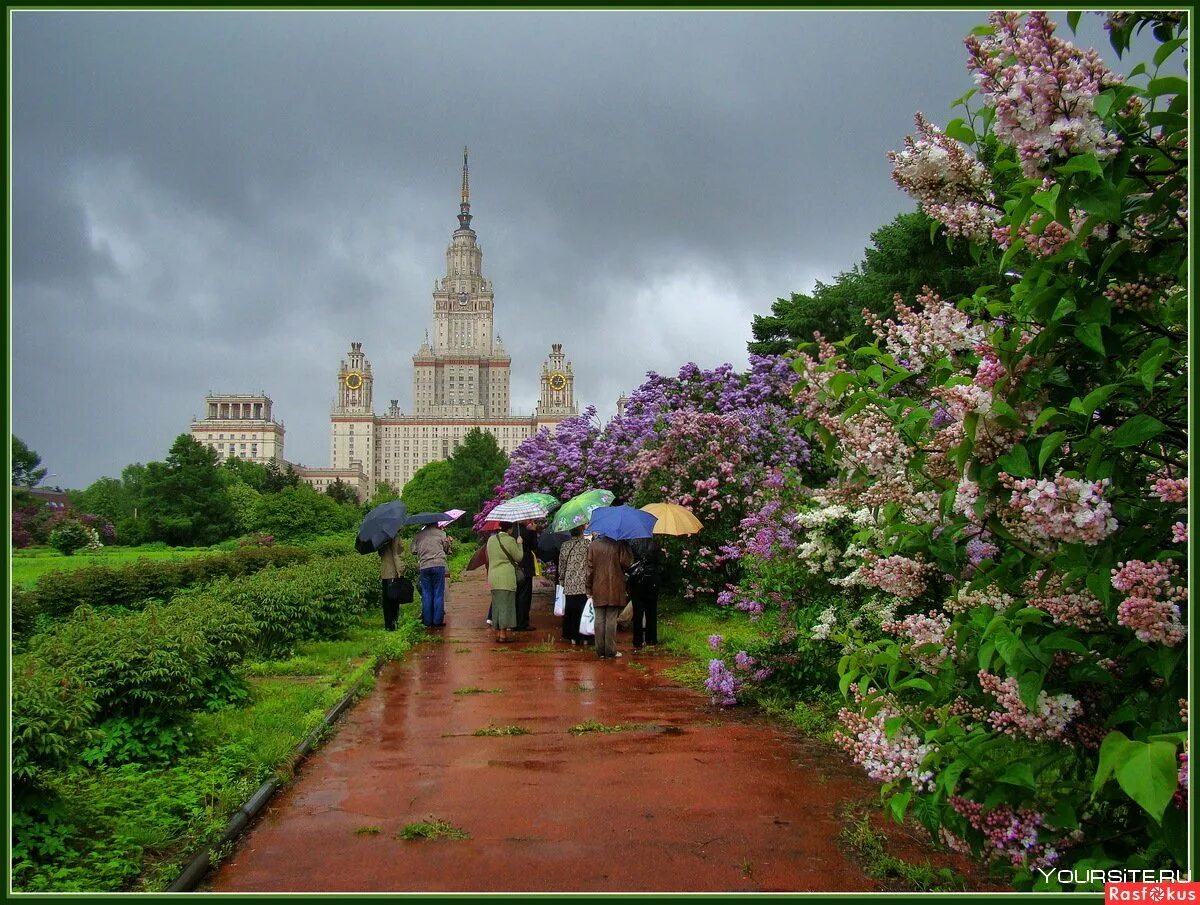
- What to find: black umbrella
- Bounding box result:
[356,500,408,554]
[406,511,451,526]
[537,531,572,558]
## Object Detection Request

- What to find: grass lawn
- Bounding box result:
[10,545,223,588]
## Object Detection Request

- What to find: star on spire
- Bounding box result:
[457,146,473,231]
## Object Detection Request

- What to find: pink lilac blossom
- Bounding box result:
[973,350,1006,388]
[1111,559,1187,646]
[949,797,1067,872]
[1171,522,1187,544]
[999,471,1117,545]
[835,705,935,791]
[843,553,931,599]
[882,610,956,671]
[977,671,1080,741]
[965,11,1122,178]
[1151,472,1188,504]
[863,288,986,372]
[945,585,1014,615]
[707,634,724,651]
[1023,571,1105,631]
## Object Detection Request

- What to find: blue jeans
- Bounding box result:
[418,566,447,626]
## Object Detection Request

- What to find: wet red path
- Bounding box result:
[208,572,958,893]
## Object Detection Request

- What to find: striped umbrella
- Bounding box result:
[486,498,551,522]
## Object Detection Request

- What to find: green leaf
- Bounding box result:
[1147,75,1188,99]
[1066,11,1081,31]
[1031,407,1059,432]
[1051,297,1077,321]
[889,790,912,822]
[1073,323,1105,356]
[997,444,1033,478]
[1080,383,1119,416]
[942,758,967,795]
[895,677,934,693]
[1086,570,1112,605]
[1115,740,1180,823]
[1016,670,1044,711]
[1032,184,1061,214]
[1110,414,1165,448]
[1097,239,1130,283]
[1037,431,1067,472]
[944,118,975,144]
[997,762,1037,790]
[1139,350,1171,391]
[1153,37,1187,66]
[1055,154,1103,178]
[1093,730,1132,794]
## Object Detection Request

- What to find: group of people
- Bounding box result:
[487,520,662,658]
[378,522,453,631]
[378,516,663,660]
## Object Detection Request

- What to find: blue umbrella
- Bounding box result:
[406,511,451,526]
[356,500,408,553]
[587,505,658,541]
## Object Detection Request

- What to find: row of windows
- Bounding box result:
[206,433,264,441]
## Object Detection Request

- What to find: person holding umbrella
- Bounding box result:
[556,525,590,644]
[514,519,540,631]
[357,500,414,632]
[486,521,524,643]
[585,536,634,659]
[411,519,453,628]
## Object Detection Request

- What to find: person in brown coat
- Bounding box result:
[585,534,633,659]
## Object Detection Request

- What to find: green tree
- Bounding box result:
[401,460,454,515]
[324,478,360,506]
[447,428,508,518]
[748,211,997,354]
[12,436,48,488]
[261,459,300,493]
[138,435,235,546]
[71,477,133,526]
[365,480,400,511]
[226,482,263,534]
[249,484,357,541]
[220,456,270,491]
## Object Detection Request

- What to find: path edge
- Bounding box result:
[167,651,394,892]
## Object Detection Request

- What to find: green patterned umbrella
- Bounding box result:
[550,489,615,533]
[508,492,561,513]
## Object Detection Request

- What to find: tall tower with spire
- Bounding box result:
[412,147,511,418]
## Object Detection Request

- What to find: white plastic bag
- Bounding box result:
[553,584,566,617]
[578,598,596,636]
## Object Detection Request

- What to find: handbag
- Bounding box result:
[553,584,567,617]
[578,598,596,636]
[386,576,413,604]
[497,535,526,584]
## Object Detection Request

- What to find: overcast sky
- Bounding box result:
[11,9,1124,490]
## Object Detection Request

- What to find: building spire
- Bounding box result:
[457,146,473,231]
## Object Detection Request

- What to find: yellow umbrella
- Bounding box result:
[640,502,703,536]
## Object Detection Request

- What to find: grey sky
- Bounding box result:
[10,9,1123,490]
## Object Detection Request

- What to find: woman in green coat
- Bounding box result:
[486,523,523,643]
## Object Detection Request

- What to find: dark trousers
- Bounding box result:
[515,574,534,629]
[562,593,588,641]
[381,580,400,631]
[630,582,659,647]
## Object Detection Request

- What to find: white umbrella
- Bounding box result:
[487,499,550,522]
[438,508,467,528]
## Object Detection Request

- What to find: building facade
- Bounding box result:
[190,393,286,466]
[329,150,577,492]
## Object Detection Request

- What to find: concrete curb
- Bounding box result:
[167,654,389,892]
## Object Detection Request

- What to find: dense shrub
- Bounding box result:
[11,659,101,793]
[49,520,98,555]
[15,545,316,635]
[175,553,378,657]
[28,598,257,722]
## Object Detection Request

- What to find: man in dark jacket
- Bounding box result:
[626,536,663,648]
[586,534,634,658]
[514,519,539,630]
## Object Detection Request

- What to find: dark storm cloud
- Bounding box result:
[10,9,1123,489]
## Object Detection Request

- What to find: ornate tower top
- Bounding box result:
[457,146,473,233]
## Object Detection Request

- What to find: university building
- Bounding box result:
[191,150,578,501]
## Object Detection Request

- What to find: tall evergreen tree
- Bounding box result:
[11,436,48,488]
[139,435,235,546]
[749,211,997,354]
